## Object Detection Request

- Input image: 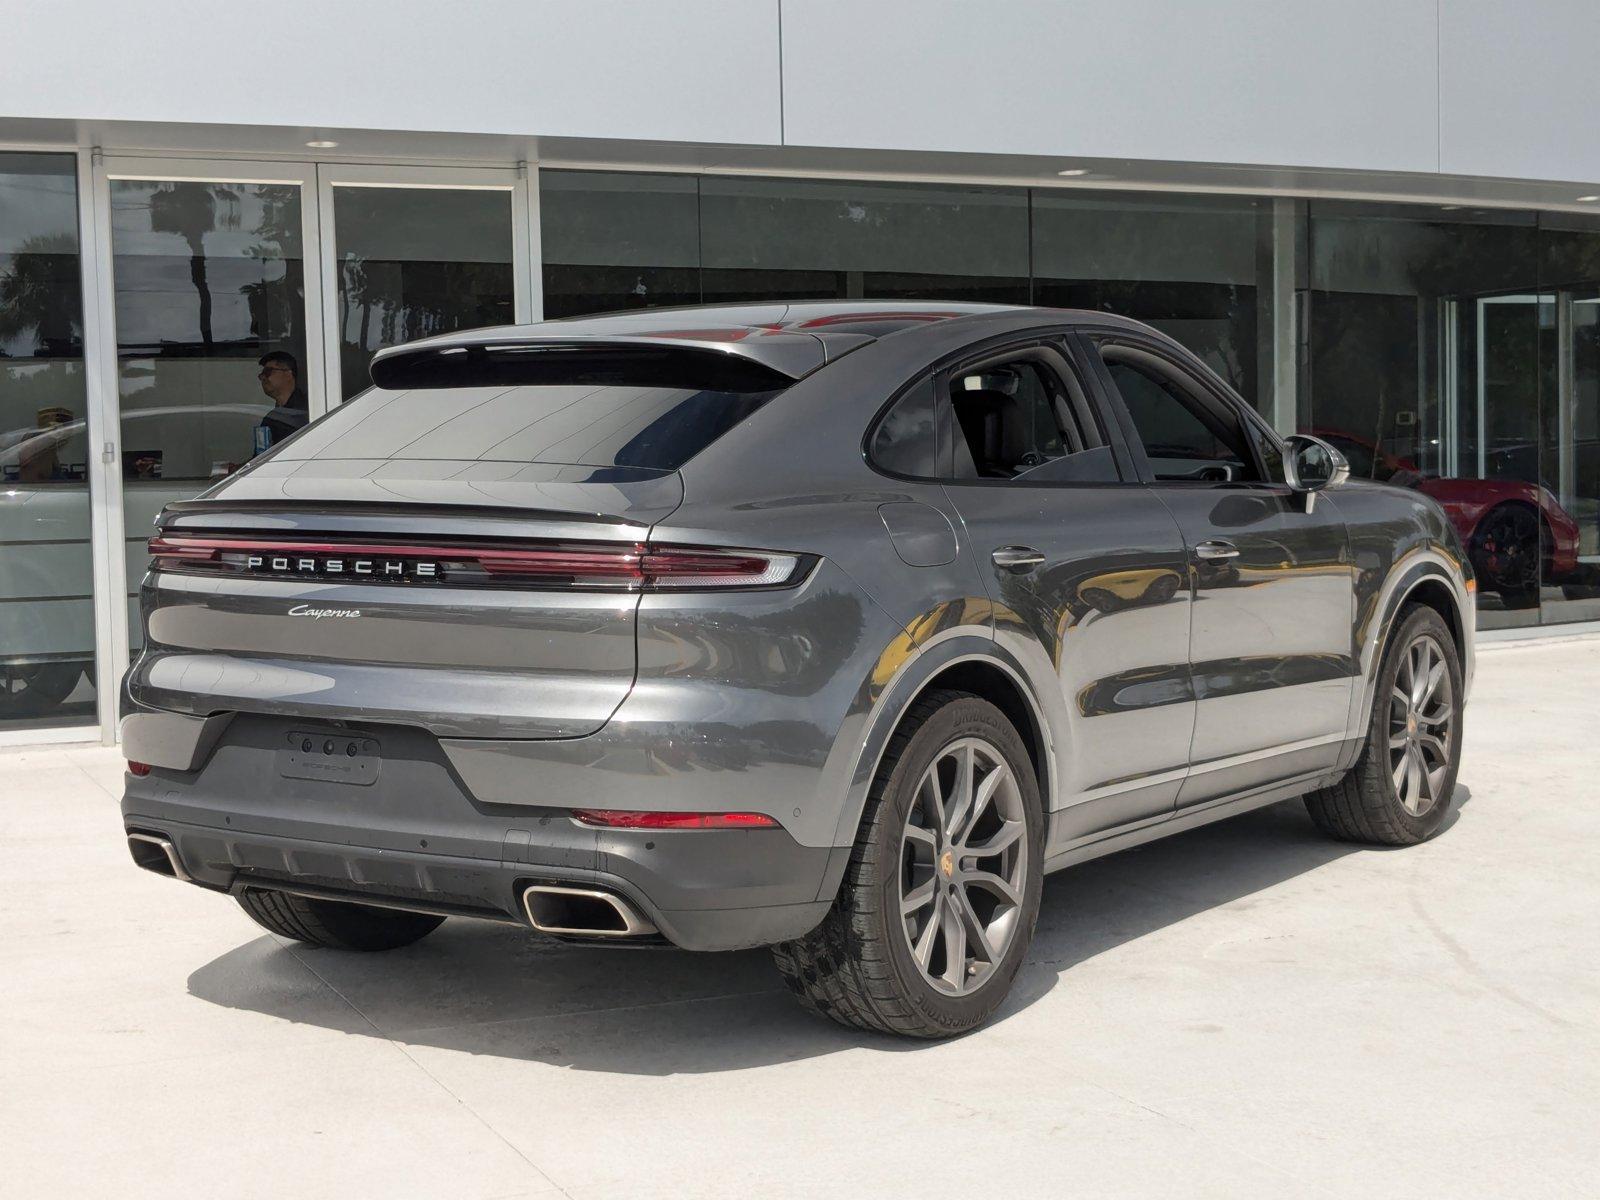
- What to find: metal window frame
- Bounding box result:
[313,162,536,411]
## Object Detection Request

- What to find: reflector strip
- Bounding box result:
[570,809,780,830]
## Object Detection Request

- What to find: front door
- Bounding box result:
[1088,335,1355,807]
[937,337,1195,844]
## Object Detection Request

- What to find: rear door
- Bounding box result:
[1083,332,1355,806]
[934,336,1195,841]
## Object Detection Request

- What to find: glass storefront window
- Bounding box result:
[541,171,699,319]
[1032,192,1268,406]
[1537,214,1600,620]
[1306,202,1545,627]
[109,177,310,647]
[699,177,1029,305]
[331,186,514,400]
[0,153,95,731]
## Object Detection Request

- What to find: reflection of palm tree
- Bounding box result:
[148,183,240,349]
[0,233,81,352]
[239,185,303,349]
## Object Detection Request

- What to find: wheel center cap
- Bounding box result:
[939,849,955,879]
[1406,715,1418,735]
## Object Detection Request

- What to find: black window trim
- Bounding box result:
[1079,329,1287,492]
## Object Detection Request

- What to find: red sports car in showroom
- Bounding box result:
[1313,432,1581,606]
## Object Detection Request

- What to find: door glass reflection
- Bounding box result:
[0,152,96,730]
[331,186,513,401]
[109,179,308,648]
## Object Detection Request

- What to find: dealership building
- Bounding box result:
[3,1,1600,743]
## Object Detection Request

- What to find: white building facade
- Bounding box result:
[4,0,1600,742]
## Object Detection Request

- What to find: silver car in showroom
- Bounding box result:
[121,302,1473,1037]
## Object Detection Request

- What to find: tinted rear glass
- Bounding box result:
[276,383,781,472]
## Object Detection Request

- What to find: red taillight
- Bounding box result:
[145,535,803,591]
[127,761,152,777]
[571,809,780,830]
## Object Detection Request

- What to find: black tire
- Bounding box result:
[1304,605,1464,845]
[236,889,445,951]
[772,690,1045,1038]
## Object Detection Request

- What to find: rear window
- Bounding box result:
[275,341,795,472]
[278,382,782,473]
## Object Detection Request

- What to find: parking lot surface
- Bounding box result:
[5,636,1598,1199]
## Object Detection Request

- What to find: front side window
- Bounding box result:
[1099,345,1261,483]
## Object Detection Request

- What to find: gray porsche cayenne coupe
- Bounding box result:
[122,302,1472,1037]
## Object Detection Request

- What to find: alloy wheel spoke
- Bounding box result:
[939,896,967,988]
[962,867,1022,908]
[1417,703,1451,728]
[919,772,947,839]
[903,824,938,855]
[1411,641,1433,708]
[955,764,1007,848]
[911,894,943,969]
[943,744,977,840]
[1419,659,1447,709]
[1405,745,1425,811]
[901,876,936,917]
[953,886,996,964]
[966,819,1023,860]
[1416,732,1449,766]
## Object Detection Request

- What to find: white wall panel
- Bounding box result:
[0,1,782,147]
[1440,0,1600,184]
[780,0,1438,173]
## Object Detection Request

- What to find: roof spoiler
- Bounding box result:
[368,332,835,392]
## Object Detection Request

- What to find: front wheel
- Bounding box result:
[1305,605,1464,845]
[772,691,1044,1038]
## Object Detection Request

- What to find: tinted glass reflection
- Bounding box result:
[699,177,1028,304]
[110,178,310,648]
[333,186,514,400]
[1032,192,1264,405]
[1306,203,1544,627]
[541,171,700,318]
[0,152,96,729]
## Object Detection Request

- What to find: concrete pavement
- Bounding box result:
[4,636,1598,1198]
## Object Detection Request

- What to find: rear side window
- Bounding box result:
[869,377,939,477]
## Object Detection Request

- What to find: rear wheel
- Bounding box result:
[772,690,1044,1038]
[236,889,444,951]
[1305,606,1463,845]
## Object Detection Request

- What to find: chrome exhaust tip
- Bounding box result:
[126,832,191,882]
[520,883,657,939]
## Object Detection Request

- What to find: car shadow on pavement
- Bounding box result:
[187,788,1471,1074]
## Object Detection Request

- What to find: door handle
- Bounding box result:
[991,546,1046,573]
[1195,539,1240,560]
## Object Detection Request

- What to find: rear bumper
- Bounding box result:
[121,713,842,952]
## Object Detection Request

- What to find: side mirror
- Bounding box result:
[1282,434,1349,512]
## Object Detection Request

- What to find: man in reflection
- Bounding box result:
[254,350,309,453]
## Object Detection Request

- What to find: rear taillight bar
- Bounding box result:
[145,535,807,592]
